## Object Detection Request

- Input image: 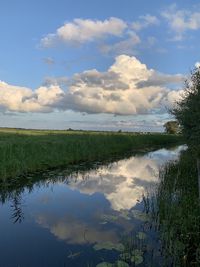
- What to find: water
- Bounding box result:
[0,146,186,267]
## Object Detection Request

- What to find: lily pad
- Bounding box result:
[131,255,143,265]
[96,262,113,267]
[120,252,131,261]
[93,242,125,252]
[100,214,118,222]
[131,249,144,265]
[136,232,147,240]
[132,249,143,256]
[115,260,129,267]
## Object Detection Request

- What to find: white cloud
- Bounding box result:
[34,146,184,245]
[131,14,159,31]
[99,31,140,55]
[62,55,184,115]
[37,215,120,245]
[162,4,200,40]
[41,17,127,47]
[63,146,184,211]
[0,55,184,115]
[43,57,55,65]
[0,81,64,112]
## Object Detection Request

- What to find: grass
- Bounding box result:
[0,128,183,180]
[154,149,200,266]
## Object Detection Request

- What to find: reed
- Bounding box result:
[155,149,200,266]
[0,128,183,180]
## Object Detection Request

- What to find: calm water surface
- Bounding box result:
[0,146,185,267]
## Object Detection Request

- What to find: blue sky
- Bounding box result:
[0,0,199,131]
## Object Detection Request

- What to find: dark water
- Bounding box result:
[0,146,186,267]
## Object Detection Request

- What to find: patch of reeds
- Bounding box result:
[0,128,183,180]
[155,149,200,266]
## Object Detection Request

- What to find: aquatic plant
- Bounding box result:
[155,149,200,266]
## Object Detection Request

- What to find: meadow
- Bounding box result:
[0,128,183,180]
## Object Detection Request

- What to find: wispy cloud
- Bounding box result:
[162,4,200,41]
[131,14,159,31]
[42,57,55,65]
[99,32,140,55]
[40,15,160,55]
[41,17,127,47]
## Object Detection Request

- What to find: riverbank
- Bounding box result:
[0,128,183,180]
[154,149,200,266]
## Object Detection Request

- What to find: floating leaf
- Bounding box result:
[115,260,129,267]
[120,252,131,261]
[96,262,113,267]
[131,255,143,265]
[93,242,125,252]
[100,214,118,222]
[131,249,143,265]
[136,232,147,240]
[132,249,143,256]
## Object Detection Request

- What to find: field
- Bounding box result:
[0,128,183,180]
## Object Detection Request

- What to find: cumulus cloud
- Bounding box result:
[0,81,64,112]
[99,31,141,55]
[136,71,185,88]
[162,4,200,40]
[0,55,184,115]
[41,17,127,47]
[61,55,184,115]
[131,14,160,31]
[43,76,68,87]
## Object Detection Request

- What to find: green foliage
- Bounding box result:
[164,120,180,134]
[172,68,200,155]
[156,150,200,266]
[0,128,183,180]
[93,242,125,252]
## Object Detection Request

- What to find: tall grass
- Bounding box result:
[0,128,183,180]
[155,149,200,266]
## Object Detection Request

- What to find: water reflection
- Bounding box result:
[63,145,186,211]
[10,193,24,223]
[0,145,186,267]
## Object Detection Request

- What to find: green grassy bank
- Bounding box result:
[155,149,200,266]
[0,128,183,180]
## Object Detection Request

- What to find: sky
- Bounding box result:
[0,0,199,131]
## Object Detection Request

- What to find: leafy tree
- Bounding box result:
[164,120,180,134]
[172,67,200,156]
[172,67,200,197]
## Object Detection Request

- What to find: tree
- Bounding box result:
[164,120,180,134]
[172,67,200,197]
[172,67,200,155]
